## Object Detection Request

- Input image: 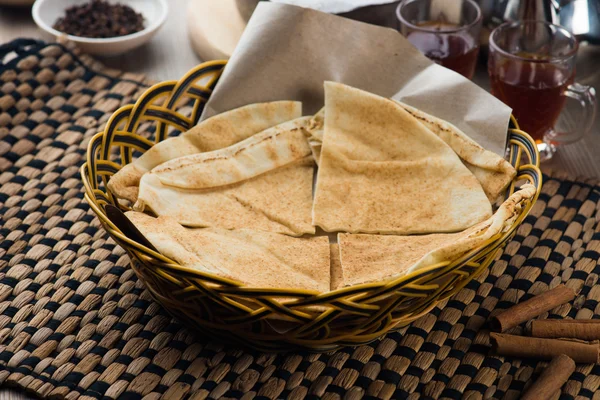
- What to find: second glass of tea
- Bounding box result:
[396,0,482,79]
[489,21,597,160]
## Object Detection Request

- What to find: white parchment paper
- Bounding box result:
[270,0,398,14]
[201,2,512,155]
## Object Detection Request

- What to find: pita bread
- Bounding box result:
[308,103,515,200]
[394,101,516,201]
[329,244,343,291]
[306,107,325,164]
[313,82,492,234]
[125,211,330,291]
[149,117,312,189]
[135,118,316,236]
[108,101,302,203]
[337,184,536,287]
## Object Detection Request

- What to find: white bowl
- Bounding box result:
[32,0,168,56]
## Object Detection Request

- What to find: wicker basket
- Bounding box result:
[81,61,542,352]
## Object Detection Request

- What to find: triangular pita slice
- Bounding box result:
[308,103,515,200]
[394,101,516,202]
[126,212,330,292]
[313,82,492,234]
[149,117,312,189]
[135,117,315,236]
[337,185,536,287]
[108,101,301,203]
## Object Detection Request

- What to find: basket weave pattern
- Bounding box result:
[81,61,542,352]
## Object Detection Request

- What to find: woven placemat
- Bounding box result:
[1,39,600,400]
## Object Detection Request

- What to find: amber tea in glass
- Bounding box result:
[488,21,596,160]
[396,0,482,79]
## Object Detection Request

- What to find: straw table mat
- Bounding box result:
[1,39,600,400]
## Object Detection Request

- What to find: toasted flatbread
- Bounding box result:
[337,185,536,287]
[313,82,492,234]
[394,101,516,201]
[126,211,330,291]
[330,244,343,291]
[150,117,312,189]
[108,101,302,203]
[135,117,316,236]
[306,107,325,164]
[307,102,515,201]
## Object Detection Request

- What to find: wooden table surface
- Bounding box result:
[0,1,599,399]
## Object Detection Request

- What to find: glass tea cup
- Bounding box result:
[396,0,483,79]
[488,20,597,161]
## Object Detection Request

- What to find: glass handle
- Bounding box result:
[553,82,597,144]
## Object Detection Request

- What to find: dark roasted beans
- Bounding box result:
[53,0,145,39]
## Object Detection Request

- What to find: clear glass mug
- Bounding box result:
[488,20,597,161]
[396,0,483,79]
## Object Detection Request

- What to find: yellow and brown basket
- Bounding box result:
[81,61,542,352]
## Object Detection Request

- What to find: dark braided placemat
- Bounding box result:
[1,39,600,400]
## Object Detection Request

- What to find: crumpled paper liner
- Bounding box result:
[201,2,512,155]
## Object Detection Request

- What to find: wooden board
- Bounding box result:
[187,0,258,61]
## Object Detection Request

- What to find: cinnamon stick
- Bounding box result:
[490,285,576,332]
[531,319,600,341]
[521,354,575,400]
[490,333,599,363]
